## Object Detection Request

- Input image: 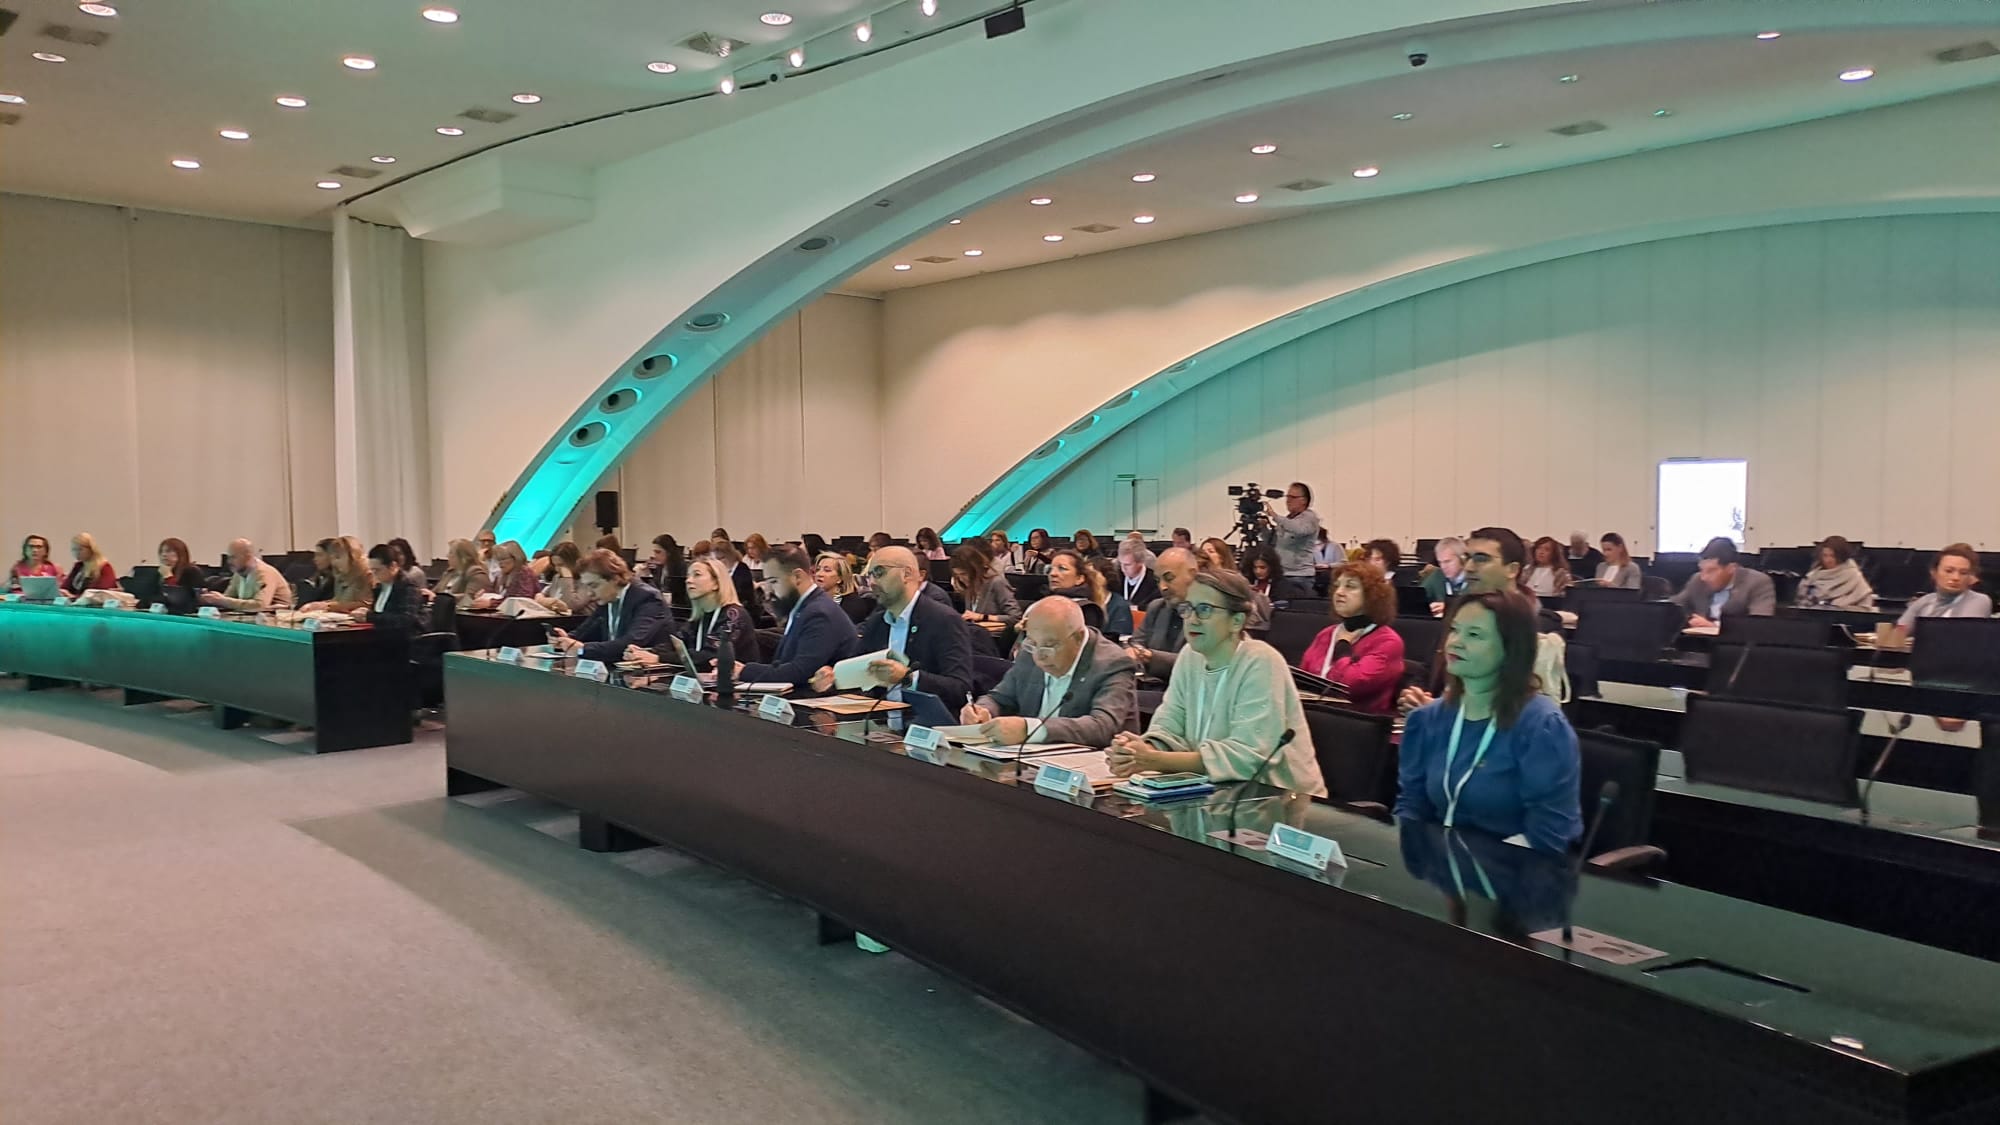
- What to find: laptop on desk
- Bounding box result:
[121,569,163,606]
[18,575,60,602]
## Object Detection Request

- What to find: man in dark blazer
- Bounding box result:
[356,544,425,632]
[743,544,859,692]
[811,546,973,711]
[962,597,1137,747]
[1126,547,1196,681]
[553,549,668,663]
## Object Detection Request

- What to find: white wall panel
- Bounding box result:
[1014,214,2000,552]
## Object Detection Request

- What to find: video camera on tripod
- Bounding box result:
[1226,483,1285,548]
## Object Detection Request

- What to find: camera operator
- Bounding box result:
[1262,481,1321,598]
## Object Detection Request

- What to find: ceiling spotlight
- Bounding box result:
[921,0,938,14]
[316,180,343,190]
[893,263,913,271]
[948,218,963,225]
[32,52,67,63]
[1029,196,1052,206]
[1490,142,1510,149]
[0,93,25,105]
[1042,234,1064,242]
[1391,112,1414,121]
[855,21,872,42]
[646,60,678,74]
[342,55,377,70]
[760,11,793,25]
[1839,67,1875,82]
[1652,108,1673,118]
[1131,172,1157,183]
[1249,143,1278,155]
[964,248,983,256]
[1755,30,1781,40]
[218,129,251,141]
[1352,166,1380,178]
[78,2,117,15]
[1234,193,1259,204]
[170,158,201,170]
[370,155,397,163]
[1132,214,1156,224]
[718,76,736,94]
[421,6,459,23]
[511,92,541,104]
[435,125,464,135]
[1557,73,1580,84]
[787,47,805,68]
[275,95,309,108]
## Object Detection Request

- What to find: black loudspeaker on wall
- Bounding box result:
[595,490,620,534]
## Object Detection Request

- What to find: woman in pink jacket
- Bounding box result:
[1297,560,1406,714]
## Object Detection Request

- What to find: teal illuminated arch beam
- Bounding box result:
[941,198,2000,539]
[483,3,1995,549]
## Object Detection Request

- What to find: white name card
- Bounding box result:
[148,603,169,615]
[903,725,945,763]
[1267,822,1344,871]
[670,674,704,703]
[756,694,796,724]
[301,616,325,632]
[1034,763,1088,798]
[197,605,222,619]
[574,659,610,682]
[496,646,523,664]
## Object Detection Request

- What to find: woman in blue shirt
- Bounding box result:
[1395,589,1582,854]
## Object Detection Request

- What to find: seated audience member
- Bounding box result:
[1108,569,1326,796]
[1670,537,1776,626]
[1195,538,1272,630]
[1395,590,1582,855]
[867,532,894,553]
[953,545,1022,629]
[1565,531,1604,581]
[203,539,294,612]
[594,534,623,552]
[1023,528,1055,573]
[1170,527,1194,552]
[389,537,429,591]
[1897,543,1991,630]
[1313,529,1343,570]
[1091,556,1137,637]
[475,529,500,583]
[291,541,335,605]
[1399,526,1559,713]
[712,538,761,613]
[988,529,1027,573]
[1798,535,1876,609]
[627,557,758,673]
[354,544,423,630]
[1298,561,1406,714]
[639,534,683,585]
[1594,533,1643,589]
[63,533,117,597]
[1264,482,1322,598]
[10,534,61,591]
[914,527,947,561]
[809,547,973,711]
[710,527,732,547]
[436,538,493,606]
[1072,529,1102,559]
[1421,536,1471,613]
[739,545,859,691]
[1364,539,1402,586]
[299,537,374,613]
[744,533,781,607]
[1127,547,1196,680]
[156,538,203,592]
[1115,538,1160,610]
[686,538,714,565]
[960,597,1138,747]
[485,541,540,602]
[1523,536,1575,597]
[814,551,877,624]
[538,541,593,613]
[1047,549,1121,634]
[551,550,667,663]
[1244,545,1282,601]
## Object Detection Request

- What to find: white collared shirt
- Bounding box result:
[374,583,394,613]
[1027,630,1091,743]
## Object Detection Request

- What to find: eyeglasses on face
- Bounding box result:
[864,564,910,581]
[1464,552,1500,566]
[1175,601,1233,621]
[1019,628,1083,655]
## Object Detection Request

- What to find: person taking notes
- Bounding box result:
[960,597,1138,748]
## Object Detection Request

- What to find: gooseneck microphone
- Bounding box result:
[1224,728,1297,845]
[1724,637,1754,694]
[714,630,735,709]
[1860,713,1915,823]
[1564,780,1621,942]
[1013,685,1074,786]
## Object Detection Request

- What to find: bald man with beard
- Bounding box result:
[809,545,974,711]
[1126,546,1197,680]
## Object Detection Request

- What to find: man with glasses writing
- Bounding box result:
[960,597,1138,748]
[808,546,973,711]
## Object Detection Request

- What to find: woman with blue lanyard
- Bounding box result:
[1394,589,1581,855]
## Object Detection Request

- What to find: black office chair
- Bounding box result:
[1393,615,1445,675]
[1575,728,1666,872]
[411,595,460,710]
[1300,702,1397,807]
[1640,575,1673,601]
[1079,602,1106,633]
[1909,617,2000,692]
[1720,614,1832,648]
[970,654,1013,699]
[1572,601,1682,662]
[1566,585,1642,608]
[840,593,877,625]
[1707,641,1848,708]
[1007,573,1050,602]
[1679,694,1860,806]
[1977,720,2000,836]
[1264,610,1326,667]
[801,533,829,557]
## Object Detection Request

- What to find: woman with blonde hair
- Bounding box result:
[437,538,492,605]
[63,532,117,597]
[627,557,760,672]
[488,540,539,601]
[299,536,373,612]
[813,550,875,624]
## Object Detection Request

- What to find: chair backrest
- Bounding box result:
[1300,702,1396,805]
[1079,602,1106,632]
[970,654,1013,698]
[1707,642,1847,708]
[1566,585,1643,608]
[1393,615,1445,674]
[1720,614,1832,648]
[801,533,829,557]
[427,589,458,634]
[1572,601,1683,661]
[927,558,953,587]
[1909,617,2000,692]
[1007,573,1050,601]
[1640,575,1673,601]
[1264,609,1326,667]
[1394,586,1434,617]
[1977,720,2000,833]
[1575,728,1661,854]
[1679,694,1860,807]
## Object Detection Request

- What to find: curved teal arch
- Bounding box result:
[939,199,2000,539]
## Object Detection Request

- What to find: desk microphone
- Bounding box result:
[1224,727,1297,845]
[1723,637,1754,694]
[714,630,735,709]
[1012,685,1074,785]
[861,655,918,731]
[1859,713,1915,823]
[1564,781,1620,942]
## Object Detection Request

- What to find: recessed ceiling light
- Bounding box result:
[921,0,938,14]
[218,129,251,141]
[646,60,679,74]
[342,55,377,71]
[0,93,25,105]
[855,21,872,42]
[317,180,343,190]
[964,249,984,257]
[1131,172,1157,183]
[718,76,736,94]
[759,11,793,25]
[1391,112,1414,121]
[511,92,541,104]
[32,52,67,63]
[1352,166,1380,178]
[78,2,117,15]
[370,154,397,163]
[1234,193,1259,204]
[1652,108,1673,118]
[1557,73,1580,84]
[893,263,912,271]
[1839,67,1874,82]
[1029,196,1053,206]
[275,95,309,108]
[1249,143,1278,155]
[1491,141,1510,149]
[1042,234,1064,242]
[421,6,459,23]
[1755,30,1781,40]
[787,46,805,68]
[948,218,963,225]
[170,158,200,170]
[435,125,464,135]
[1132,214,1156,224]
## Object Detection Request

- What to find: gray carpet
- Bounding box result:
[0,682,1158,1124]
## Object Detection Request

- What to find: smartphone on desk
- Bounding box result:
[1138,772,1210,790]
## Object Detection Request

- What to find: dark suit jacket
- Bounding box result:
[743,586,858,690]
[1115,569,1161,611]
[974,629,1138,747]
[666,602,760,672]
[571,582,669,663]
[857,592,974,712]
[364,580,425,633]
[1133,596,1185,679]
[918,580,954,613]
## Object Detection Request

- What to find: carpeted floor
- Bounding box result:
[0,681,1160,1124]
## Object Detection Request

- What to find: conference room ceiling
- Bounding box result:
[847,26,2000,293]
[0,0,902,225]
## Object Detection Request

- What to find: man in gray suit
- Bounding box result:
[1671,538,1777,626]
[960,597,1138,748]
[1126,547,1197,681]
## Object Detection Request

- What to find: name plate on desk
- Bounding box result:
[496,646,523,664]
[148,603,169,615]
[301,616,325,632]
[1034,763,1087,798]
[1267,823,1344,871]
[574,659,610,682]
[903,725,945,763]
[756,694,796,724]
[197,605,222,619]
[669,674,704,703]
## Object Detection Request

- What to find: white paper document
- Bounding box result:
[833,648,893,691]
[964,741,1098,761]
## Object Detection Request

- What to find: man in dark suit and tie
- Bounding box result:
[741,544,859,692]
[961,597,1138,747]
[810,545,973,712]
[552,550,668,663]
